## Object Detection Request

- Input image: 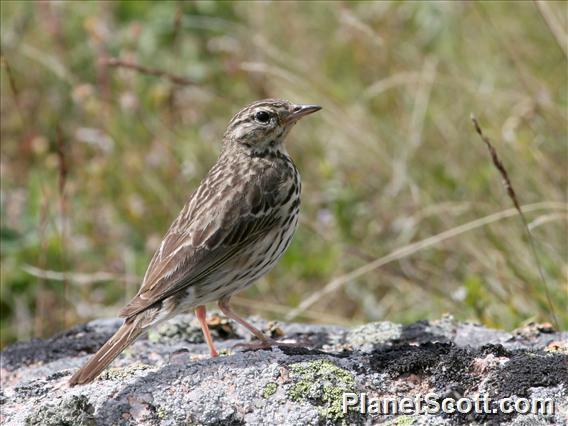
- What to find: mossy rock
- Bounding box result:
[287,359,357,422]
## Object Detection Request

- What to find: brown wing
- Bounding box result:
[119,161,288,318]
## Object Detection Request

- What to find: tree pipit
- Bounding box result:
[69,99,321,385]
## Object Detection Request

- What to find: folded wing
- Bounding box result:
[119,164,286,318]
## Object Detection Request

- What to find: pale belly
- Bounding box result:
[172,210,299,312]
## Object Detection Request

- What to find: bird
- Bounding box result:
[68,99,321,385]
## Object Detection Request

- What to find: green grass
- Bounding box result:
[1,1,566,347]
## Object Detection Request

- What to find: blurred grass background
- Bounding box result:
[1,1,566,348]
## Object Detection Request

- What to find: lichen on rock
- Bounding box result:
[262,382,278,399]
[1,315,566,425]
[288,359,356,421]
[25,394,95,426]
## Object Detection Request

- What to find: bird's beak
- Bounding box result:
[285,104,322,124]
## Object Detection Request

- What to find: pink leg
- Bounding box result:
[195,305,219,357]
[218,297,277,347]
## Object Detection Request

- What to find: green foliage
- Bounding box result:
[1,1,566,346]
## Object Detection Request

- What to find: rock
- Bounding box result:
[1,315,566,425]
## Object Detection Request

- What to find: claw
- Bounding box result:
[232,338,304,352]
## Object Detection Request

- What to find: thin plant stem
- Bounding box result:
[471,115,559,330]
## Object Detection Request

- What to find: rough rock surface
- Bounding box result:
[1,314,566,425]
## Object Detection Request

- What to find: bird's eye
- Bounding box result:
[254,111,271,124]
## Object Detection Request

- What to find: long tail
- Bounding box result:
[68,318,145,386]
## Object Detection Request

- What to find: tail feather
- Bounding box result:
[69,319,144,386]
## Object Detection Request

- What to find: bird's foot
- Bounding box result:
[232,338,304,352]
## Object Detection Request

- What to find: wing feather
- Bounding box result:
[119,163,288,318]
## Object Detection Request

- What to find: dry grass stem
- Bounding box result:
[471,115,559,330]
[232,296,352,326]
[533,0,568,59]
[286,202,566,321]
[55,125,69,327]
[23,265,140,286]
[103,57,195,86]
[0,55,24,124]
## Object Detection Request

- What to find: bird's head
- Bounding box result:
[223,99,321,153]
